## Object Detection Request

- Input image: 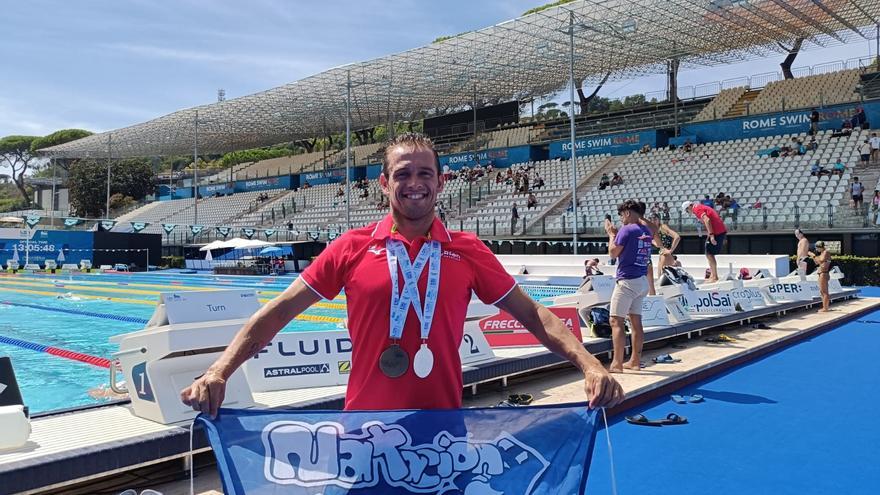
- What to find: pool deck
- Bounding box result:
[2,290,877,495]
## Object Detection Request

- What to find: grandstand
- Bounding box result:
[27,0,880,257]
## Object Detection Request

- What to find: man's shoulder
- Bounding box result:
[334,224,380,247]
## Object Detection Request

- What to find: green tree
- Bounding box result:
[0,135,39,204]
[67,158,155,218]
[31,129,93,174]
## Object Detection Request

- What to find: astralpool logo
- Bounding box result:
[261,421,549,493]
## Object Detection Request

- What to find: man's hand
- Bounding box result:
[583,368,624,409]
[708,234,717,245]
[604,220,618,237]
[180,369,227,419]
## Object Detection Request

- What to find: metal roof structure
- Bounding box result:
[41,0,880,159]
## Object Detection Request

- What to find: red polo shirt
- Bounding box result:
[300,215,516,410]
[691,204,727,235]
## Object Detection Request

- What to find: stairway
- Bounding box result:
[523,155,624,234]
[723,89,761,118]
[830,162,880,228]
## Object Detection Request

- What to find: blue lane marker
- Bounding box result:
[0,300,148,324]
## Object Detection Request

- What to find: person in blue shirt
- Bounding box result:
[832,158,845,176]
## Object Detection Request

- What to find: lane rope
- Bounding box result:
[1,300,149,324]
[0,334,111,368]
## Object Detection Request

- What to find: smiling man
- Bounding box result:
[182,133,623,415]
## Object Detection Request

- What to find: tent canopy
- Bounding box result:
[39,0,880,159]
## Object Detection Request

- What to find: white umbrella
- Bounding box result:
[234,239,272,250]
[57,249,65,262]
[205,249,213,261]
[11,246,19,263]
[199,240,226,251]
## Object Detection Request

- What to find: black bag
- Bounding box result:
[588,306,612,338]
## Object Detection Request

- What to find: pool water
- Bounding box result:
[0,272,573,413]
[586,287,880,494]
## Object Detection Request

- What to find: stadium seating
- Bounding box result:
[691,87,748,122]
[749,69,860,115]
[571,129,865,232]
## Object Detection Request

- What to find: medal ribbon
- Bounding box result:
[386,239,441,341]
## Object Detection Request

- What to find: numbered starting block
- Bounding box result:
[110,290,259,424]
[551,275,616,320]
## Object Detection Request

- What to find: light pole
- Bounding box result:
[567,12,579,254]
[193,110,200,226]
[105,133,112,219]
[345,71,352,231]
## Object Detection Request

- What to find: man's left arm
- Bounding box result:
[495,287,624,409]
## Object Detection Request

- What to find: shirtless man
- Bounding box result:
[809,241,832,312]
[795,229,811,280]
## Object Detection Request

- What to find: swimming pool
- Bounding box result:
[585,287,880,494]
[0,272,574,413]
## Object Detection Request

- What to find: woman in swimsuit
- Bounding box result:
[650,214,681,280]
[810,240,832,312]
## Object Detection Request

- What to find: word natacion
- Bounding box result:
[261,420,550,493]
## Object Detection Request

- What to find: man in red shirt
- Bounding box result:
[682,200,728,283]
[183,133,623,416]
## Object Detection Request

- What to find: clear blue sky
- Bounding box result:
[1,0,875,137]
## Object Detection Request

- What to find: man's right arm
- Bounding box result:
[180,278,322,417]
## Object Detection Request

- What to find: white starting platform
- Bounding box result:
[0,255,866,495]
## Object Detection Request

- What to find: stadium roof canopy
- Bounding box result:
[42,0,880,159]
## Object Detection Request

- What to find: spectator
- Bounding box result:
[661,202,671,222]
[683,200,728,283]
[871,133,880,163]
[860,139,872,165]
[797,141,807,155]
[700,194,714,207]
[851,177,865,211]
[841,119,853,136]
[810,108,820,135]
[851,107,867,129]
[287,221,293,231]
[511,203,520,231]
[302,180,311,189]
[683,140,693,153]
[533,174,545,189]
[583,258,603,277]
[640,144,651,154]
[811,161,830,177]
[808,137,818,151]
[871,190,880,224]
[832,158,845,176]
[604,199,654,372]
[610,172,623,187]
[527,193,538,210]
[336,186,345,198]
[599,173,610,190]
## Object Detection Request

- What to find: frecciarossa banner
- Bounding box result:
[478,307,581,347]
[199,403,599,495]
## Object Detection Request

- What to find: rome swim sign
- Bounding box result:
[742,113,811,131]
[199,404,599,495]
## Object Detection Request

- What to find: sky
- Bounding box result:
[1,0,878,138]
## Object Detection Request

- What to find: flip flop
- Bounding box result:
[625,413,664,426]
[704,337,723,343]
[652,354,682,364]
[688,394,705,403]
[508,393,533,405]
[671,394,687,404]
[657,413,688,425]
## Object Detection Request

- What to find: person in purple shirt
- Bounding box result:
[604,199,655,373]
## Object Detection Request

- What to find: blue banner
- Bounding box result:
[0,229,94,265]
[199,403,598,495]
[681,101,880,143]
[235,176,292,192]
[199,183,235,196]
[438,145,534,170]
[301,169,347,186]
[548,130,661,159]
